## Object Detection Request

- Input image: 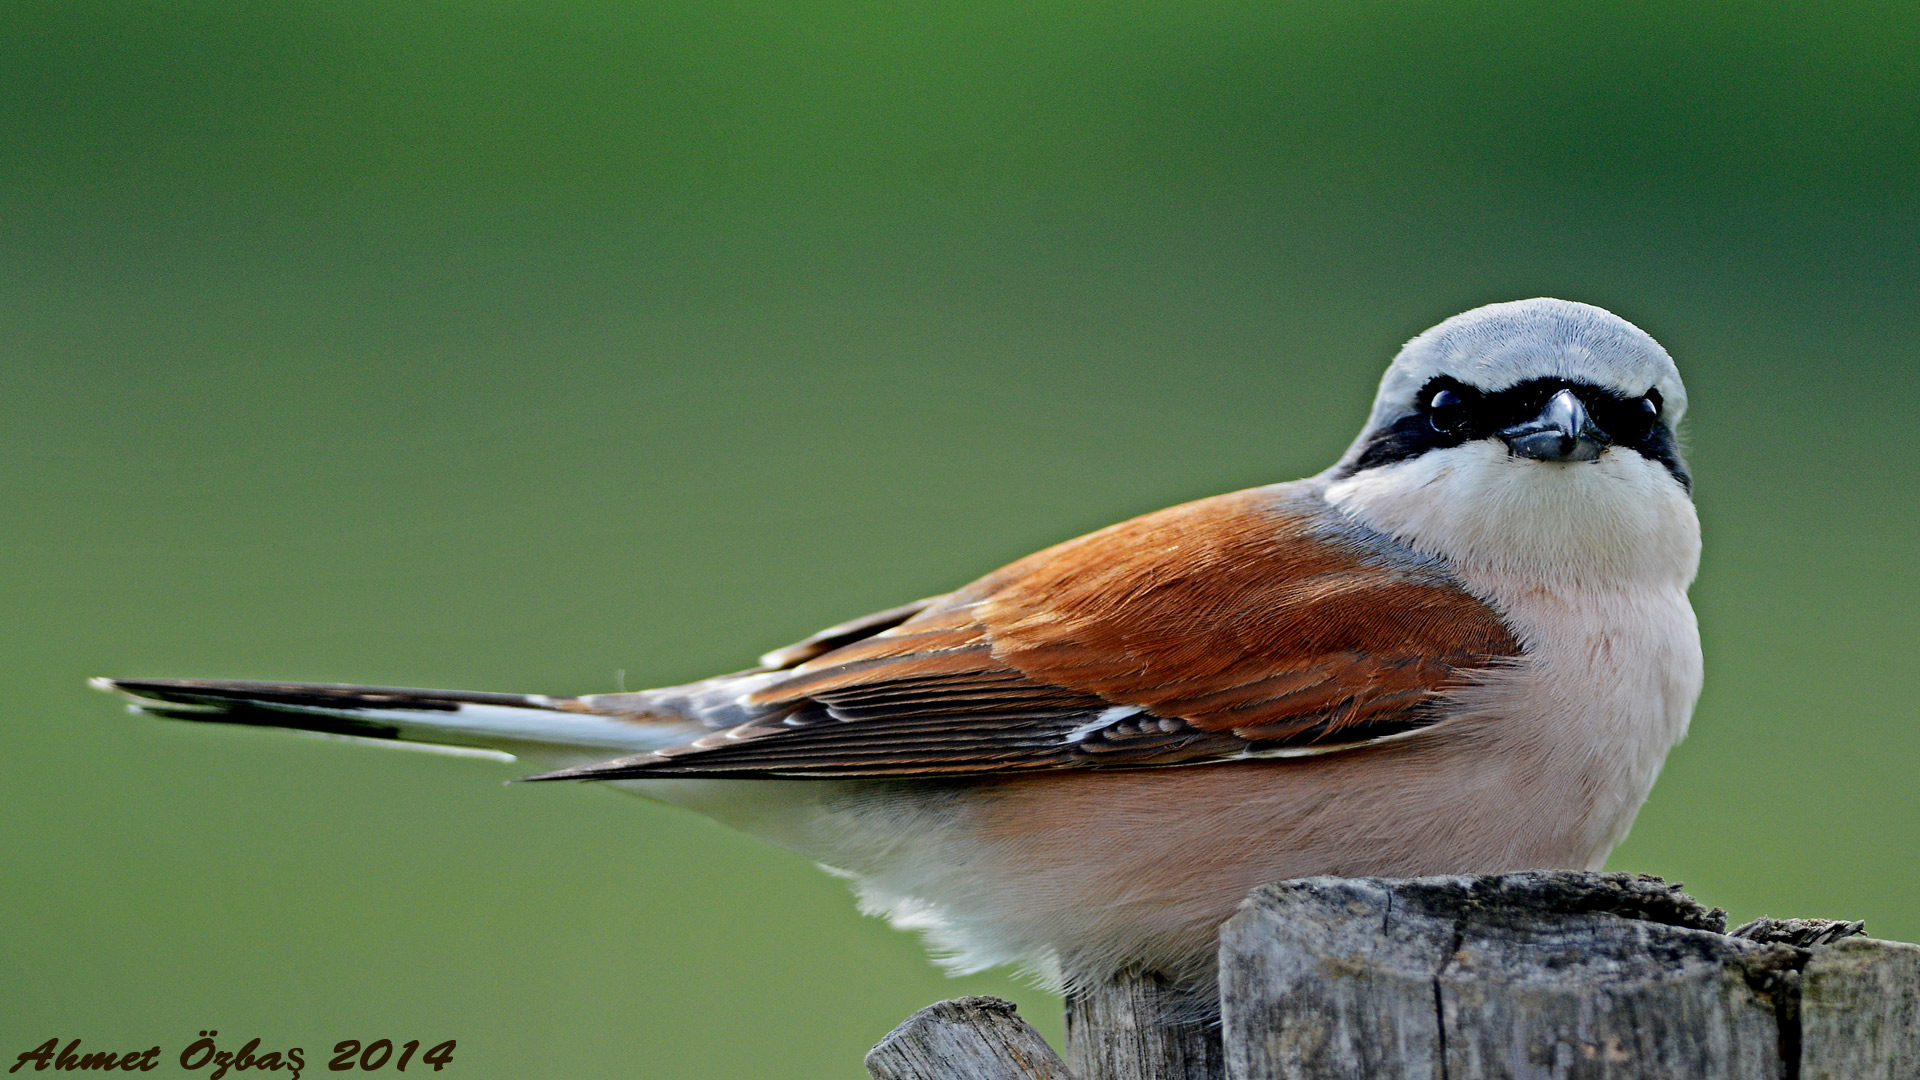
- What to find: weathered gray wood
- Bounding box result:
[866,996,1075,1080]
[1731,916,1867,948]
[873,873,1919,1080]
[1801,936,1920,1080]
[1221,872,1801,1080]
[1437,888,1794,1080]
[1219,877,1452,1080]
[1066,967,1223,1080]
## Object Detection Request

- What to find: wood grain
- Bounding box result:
[1220,872,1798,1080]
[1800,936,1920,1080]
[871,873,1920,1080]
[866,996,1075,1080]
[1066,968,1223,1080]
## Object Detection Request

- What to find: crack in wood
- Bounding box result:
[867,872,1920,1080]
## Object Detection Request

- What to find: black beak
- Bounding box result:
[1500,388,1609,463]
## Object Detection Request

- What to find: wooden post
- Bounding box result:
[870,871,1920,1080]
[866,996,1074,1080]
[1799,936,1920,1080]
[1065,967,1224,1080]
[1219,871,1919,1080]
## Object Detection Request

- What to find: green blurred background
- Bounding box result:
[3,1,1915,1075]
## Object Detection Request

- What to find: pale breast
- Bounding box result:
[630,453,1704,995]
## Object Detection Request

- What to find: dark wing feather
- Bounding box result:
[531,485,1520,781]
[754,598,937,668]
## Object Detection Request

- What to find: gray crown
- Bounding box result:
[1345,298,1686,465]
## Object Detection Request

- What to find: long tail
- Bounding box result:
[92,677,698,763]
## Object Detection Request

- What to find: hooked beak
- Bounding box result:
[1500,388,1609,463]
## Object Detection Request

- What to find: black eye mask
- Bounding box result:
[1340,377,1691,492]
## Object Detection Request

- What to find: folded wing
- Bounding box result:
[533,484,1521,780]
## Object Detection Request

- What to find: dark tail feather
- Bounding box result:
[92,677,694,759]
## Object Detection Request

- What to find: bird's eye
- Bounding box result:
[1639,391,1662,420]
[1428,389,1469,434]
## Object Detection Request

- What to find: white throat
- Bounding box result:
[1326,439,1704,870]
[1323,440,1699,591]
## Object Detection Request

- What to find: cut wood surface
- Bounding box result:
[866,996,1074,1080]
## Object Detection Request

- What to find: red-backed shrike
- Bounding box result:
[100,297,1701,998]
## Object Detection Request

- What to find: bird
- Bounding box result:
[96,297,1702,1001]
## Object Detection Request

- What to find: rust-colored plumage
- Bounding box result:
[551,485,1521,778]
[94,299,1707,996]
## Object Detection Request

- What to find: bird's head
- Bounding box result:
[1325,298,1699,587]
